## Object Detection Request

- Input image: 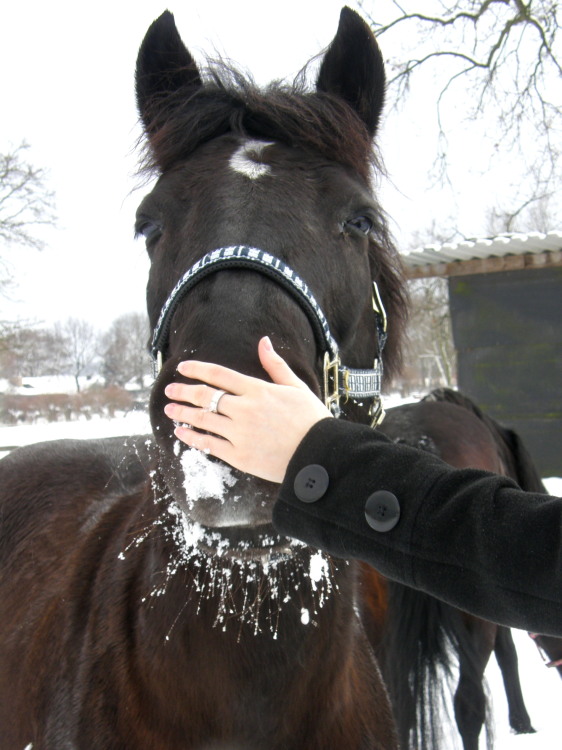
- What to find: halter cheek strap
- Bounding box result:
[150,245,387,426]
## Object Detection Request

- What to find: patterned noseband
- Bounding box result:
[150,246,387,426]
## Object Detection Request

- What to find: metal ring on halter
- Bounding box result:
[207,389,228,414]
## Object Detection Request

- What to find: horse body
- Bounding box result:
[1,438,393,750]
[361,388,543,750]
[0,8,407,749]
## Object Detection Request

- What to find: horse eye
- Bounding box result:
[346,216,373,236]
[135,220,162,243]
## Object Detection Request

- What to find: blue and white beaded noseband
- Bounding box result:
[150,245,387,426]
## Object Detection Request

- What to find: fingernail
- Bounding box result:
[263,336,273,351]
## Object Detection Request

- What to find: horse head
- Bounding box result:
[135,7,407,558]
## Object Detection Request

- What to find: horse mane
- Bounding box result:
[138,61,409,381]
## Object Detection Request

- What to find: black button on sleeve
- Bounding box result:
[293,465,329,503]
[365,490,400,532]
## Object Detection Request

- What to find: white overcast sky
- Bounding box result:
[0,0,530,329]
[1,1,360,327]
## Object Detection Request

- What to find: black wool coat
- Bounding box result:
[272,419,562,636]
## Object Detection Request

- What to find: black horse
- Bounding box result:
[0,8,409,749]
[361,387,545,750]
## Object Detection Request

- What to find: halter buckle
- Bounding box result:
[369,397,386,428]
[153,350,163,378]
[372,281,387,333]
[323,351,341,417]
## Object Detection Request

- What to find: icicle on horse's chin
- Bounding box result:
[0,7,408,749]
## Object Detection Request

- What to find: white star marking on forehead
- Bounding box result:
[229,139,274,180]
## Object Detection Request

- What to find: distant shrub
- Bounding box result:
[0,387,136,424]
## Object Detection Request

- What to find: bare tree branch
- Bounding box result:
[358,0,562,231]
[0,142,56,252]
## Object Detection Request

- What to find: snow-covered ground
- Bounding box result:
[0,374,104,395]
[0,410,153,457]
[0,411,561,748]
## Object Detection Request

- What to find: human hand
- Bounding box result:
[163,336,332,483]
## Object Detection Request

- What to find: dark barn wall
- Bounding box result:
[449,266,562,477]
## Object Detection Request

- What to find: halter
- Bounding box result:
[150,245,387,426]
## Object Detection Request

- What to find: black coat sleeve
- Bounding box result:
[272,418,562,636]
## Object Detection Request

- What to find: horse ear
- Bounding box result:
[316,7,385,137]
[136,10,203,135]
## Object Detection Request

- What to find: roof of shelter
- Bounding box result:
[401,231,562,279]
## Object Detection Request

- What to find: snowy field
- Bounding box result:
[1,411,561,749]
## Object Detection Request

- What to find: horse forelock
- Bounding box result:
[138,61,378,185]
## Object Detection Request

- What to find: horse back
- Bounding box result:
[380,397,504,472]
[419,388,547,491]
[0,435,153,568]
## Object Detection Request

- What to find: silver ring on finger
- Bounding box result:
[207,389,228,414]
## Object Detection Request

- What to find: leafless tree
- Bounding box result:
[55,318,98,392]
[0,142,56,254]
[0,325,68,380]
[359,0,562,229]
[402,277,457,391]
[0,142,56,343]
[485,169,558,232]
[100,312,151,388]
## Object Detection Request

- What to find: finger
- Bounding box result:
[164,383,233,415]
[164,402,232,438]
[176,360,253,395]
[174,425,238,467]
[258,336,308,389]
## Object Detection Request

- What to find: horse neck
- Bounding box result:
[155,564,383,741]
[137,514,360,652]
[102,481,396,747]
[133,503,360,673]
[139,466,357,644]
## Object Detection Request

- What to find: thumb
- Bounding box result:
[258,336,308,389]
